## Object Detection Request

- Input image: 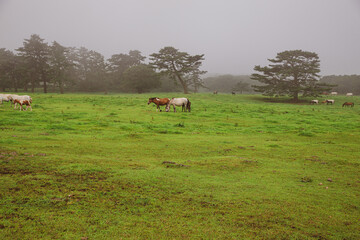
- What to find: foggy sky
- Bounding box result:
[1,0,359,76]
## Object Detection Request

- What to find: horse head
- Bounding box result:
[165,101,172,112]
[148,98,155,105]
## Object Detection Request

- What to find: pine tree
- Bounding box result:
[251,50,332,101]
[150,47,206,94]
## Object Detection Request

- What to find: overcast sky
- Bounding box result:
[0,0,359,76]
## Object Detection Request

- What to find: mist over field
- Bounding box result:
[1,0,360,76]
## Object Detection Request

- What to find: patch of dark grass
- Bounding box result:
[174,122,185,128]
[301,176,313,183]
[298,131,315,137]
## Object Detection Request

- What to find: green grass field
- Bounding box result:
[1,93,359,239]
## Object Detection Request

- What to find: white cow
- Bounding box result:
[310,100,318,104]
[330,92,338,96]
[346,93,353,96]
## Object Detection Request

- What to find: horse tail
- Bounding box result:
[186,98,191,112]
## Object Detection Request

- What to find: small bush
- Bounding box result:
[301,176,313,183]
[174,122,185,128]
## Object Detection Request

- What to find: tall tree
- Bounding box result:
[188,70,207,93]
[16,34,50,93]
[0,48,14,91]
[149,47,206,94]
[107,50,145,90]
[70,47,107,92]
[122,64,161,93]
[232,81,250,94]
[251,50,332,101]
[49,41,74,94]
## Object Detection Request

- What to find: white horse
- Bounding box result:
[166,98,191,112]
[325,99,335,105]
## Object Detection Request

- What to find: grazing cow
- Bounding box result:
[346,93,353,96]
[330,92,338,96]
[231,91,236,95]
[213,91,218,94]
[326,99,335,105]
[310,100,319,104]
[147,97,170,112]
[342,102,354,107]
[165,98,190,112]
[321,100,327,104]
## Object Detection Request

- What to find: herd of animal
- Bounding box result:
[310,99,355,107]
[148,97,191,112]
[0,93,356,113]
[0,94,32,111]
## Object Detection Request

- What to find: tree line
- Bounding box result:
[319,75,360,95]
[2,36,356,99]
[0,34,206,94]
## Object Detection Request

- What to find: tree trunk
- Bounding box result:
[176,74,188,94]
[14,78,18,92]
[293,92,299,102]
[31,80,35,93]
[60,82,64,94]
[42,72,47,93]
[43,80,47,93]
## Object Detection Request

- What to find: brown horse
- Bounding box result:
[342,102,354,107]
[148,97,170,112]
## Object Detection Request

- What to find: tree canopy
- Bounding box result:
[122,64,161,93]
[149,47,206,94]
[251,50,333,101]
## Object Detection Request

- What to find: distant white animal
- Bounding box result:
[346,93,353,96]
[330,92,338,95]
[326,99,335,105]
[310,100,318,104]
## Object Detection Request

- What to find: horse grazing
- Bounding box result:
[342,102,354,107]
[310,100,319,104]
[148,97,170,112]
[166,98,191,112]
[326,99,335,105]
[13,99,32,111]
[0,94,12,106]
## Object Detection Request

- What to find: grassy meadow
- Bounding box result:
[0,93,359,239]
